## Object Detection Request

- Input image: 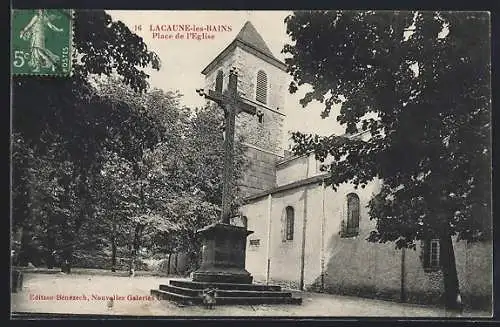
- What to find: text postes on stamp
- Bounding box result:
[11,9,72,76]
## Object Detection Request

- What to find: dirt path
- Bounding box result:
[11,273,491,318]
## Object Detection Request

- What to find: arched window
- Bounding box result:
[215,70,223,93]
[256,70,267,104]
[285,206,294,241]
[342,193,360,237]
[423,239,441,271]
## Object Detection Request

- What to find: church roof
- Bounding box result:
[234,21,275,59]
[244,173,329,203]
[201,21,286,75]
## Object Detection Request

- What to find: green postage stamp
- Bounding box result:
[11,9,73,76]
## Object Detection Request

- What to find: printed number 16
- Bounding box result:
[13,50,30,68]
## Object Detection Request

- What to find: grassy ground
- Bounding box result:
[11,272,492,318]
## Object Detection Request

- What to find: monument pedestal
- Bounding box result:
[150,222,302,305]
[192,223,253,284]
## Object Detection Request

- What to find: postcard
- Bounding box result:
[10,9,493,318]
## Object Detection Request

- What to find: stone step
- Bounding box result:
[150,289,199,305]
[159,284,201,297]
[214,296,302,305]
[150,289,302,305]
[160,284,293,298]
[169,279,282,292]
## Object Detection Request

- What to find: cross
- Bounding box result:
[196,67,260,224]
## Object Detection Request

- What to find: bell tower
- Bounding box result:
[201,21,288,197]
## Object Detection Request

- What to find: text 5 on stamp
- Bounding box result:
[11,9,73,76]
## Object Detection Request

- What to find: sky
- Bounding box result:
[108,11,344,146]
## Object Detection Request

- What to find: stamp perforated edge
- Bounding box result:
[11,9,74,78]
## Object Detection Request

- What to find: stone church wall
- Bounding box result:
[233,45,286,156]
[243,197,270,283]
[317,179,402,299]
[204,46,287,156]
[243,176,492,310]
[204,47,287,198]
[266,187,308,289]
[276,154,324,186]
[457,240,493,309]
[403,239,492,309]
[232,46,287,113]
[239,145,279,198]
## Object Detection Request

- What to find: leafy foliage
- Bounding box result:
[11,10,245,273]
[284,10,491,310]
[284,11,491,247]
[73,10,160,92]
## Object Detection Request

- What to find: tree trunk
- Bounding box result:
[61,224,74,274]
[128,231,133,274]
[440,232,463,312]
[167,253,171,275]
[129,224,143,275]
[174,253,178,275]
[46,215,59,269]
[19,227,32,266]
[46,227,56,269]
[12,227,23,266]
[59,168,78,274]
[61,214,85,274]
[129,232,135,275]
[66,166,90,274]
[62,247,72,273]
[13,153,31,266]
[111,224,117,272]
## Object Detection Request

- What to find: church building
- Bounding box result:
[200,21,492,310]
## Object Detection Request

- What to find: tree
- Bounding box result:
[87,78,246,274]
[11,9,161,271]
[13,10,161,156]
[139,103,247,272]
[86,77,189,273]
[158,104,247,270]
[94,151,134,271]
[183,105,247,211]
[12,133,82,268]
[12,10,249,274]
[13,134,55,267]
[283,11,491,311]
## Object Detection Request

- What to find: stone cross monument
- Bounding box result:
[196,67,258,224]
[192,67,258,284]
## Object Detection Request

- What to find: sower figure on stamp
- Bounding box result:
[20,9,63,72]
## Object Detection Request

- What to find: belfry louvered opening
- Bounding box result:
[256,70,267,104]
